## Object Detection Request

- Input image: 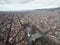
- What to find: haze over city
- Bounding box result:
[0,0,60,11]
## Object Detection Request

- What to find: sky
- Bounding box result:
[0,0,60,11]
